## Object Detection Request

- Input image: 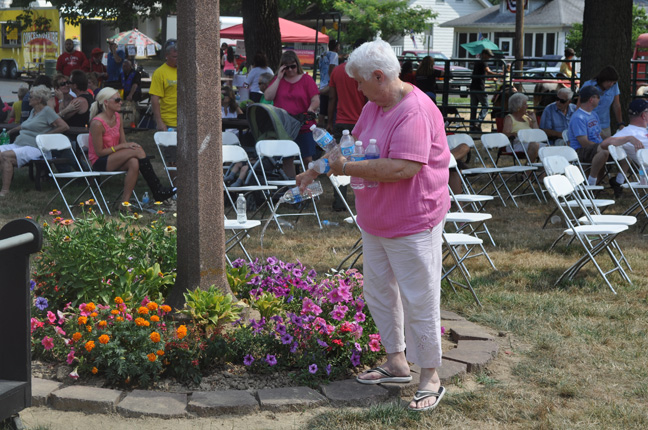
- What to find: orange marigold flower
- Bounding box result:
[156,350,165,356]
[147,302,158,311]
[72,332,82,341]
[110,310,119,315]
[114,297,124,304]
[147,353,157,362]
[98,321,108,328]
[116,316,124,322]
[86,325,92,333]
[90,312,98,318]
[177,325,187,340]
[98,334,110,344]
[161,305,172,313]
[78,316,88,325]
[135,317,147,326]
[150,332,161,343]
[85,302,96,312]
[85,341,95,352]
[91,367,98,374]
[138,306,149,315]
[150,315,160,322]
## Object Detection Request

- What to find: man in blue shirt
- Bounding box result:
[106,41,125,87]
[540,87,576,145]
[569,86,643,193]
[580,66,623,138]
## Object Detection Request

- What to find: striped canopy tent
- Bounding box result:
[107,29,162,59]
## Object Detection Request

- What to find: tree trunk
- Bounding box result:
[241,0,282,71]
[582,0,633,125]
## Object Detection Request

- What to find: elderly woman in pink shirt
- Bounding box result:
[297,40,450,412]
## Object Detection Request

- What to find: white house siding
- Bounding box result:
[393,0,489,58]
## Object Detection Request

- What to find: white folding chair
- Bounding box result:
[608,146,648,227]
[255,140,322,233]
[517,128,550,201]
[480,133,542,206]
[539,145,604,192]
[76,134,142,214]
[222,145,277,218]
[35,134,103,220]
[543,174,630,293]
[224,218,261,266]
[222,131,240,146]
[442,231,488,307]
[154,131,177,187]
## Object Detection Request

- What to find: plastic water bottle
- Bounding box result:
[236,194,247,223]
[364,139,380,188]
[339,129,354,158]
[280,181,324,204]
[0,128,8,145]
[350,141,365,190]
[310,124,335,153]
[308,159,330,174]
[322,220,339,227]
[640,168,648,186]
[141,192,150,204]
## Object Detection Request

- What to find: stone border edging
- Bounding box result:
[30,310,499,417]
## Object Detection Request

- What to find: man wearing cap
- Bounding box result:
[540,87,576,145]
[469,49,497,131]
[90,47,107,86]
[569,86,643,193]
[106,41,125,87]
[612,99,648,165]
[56,39,89,77]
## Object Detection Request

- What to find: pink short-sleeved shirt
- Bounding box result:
[352,86,450,238]
[88,113,121,165]
[270,73,319,132]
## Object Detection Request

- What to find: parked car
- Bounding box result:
[512,67,578,94]
[400,50,472,96]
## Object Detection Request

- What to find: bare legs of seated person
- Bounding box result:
[0,150,18,197]
[449,143,471,194]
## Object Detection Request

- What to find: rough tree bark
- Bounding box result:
[581,0,633,125]
[241,0,282,71]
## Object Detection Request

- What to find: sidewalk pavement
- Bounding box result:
[31,310,498,418]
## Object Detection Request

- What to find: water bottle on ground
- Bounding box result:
[322,220,339,227]
[310,124,335,153]
[279,181,324,204]
[308,159,330,174]
[236,194,247,223]
[364,138,380,188]
[0,128,8,145]
[350,141,365,190]
[339,129,354,159]
[141,192,150,204]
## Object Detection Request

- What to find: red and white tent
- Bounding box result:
[220,18,328,44]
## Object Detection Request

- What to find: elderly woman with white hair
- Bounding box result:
[297,40,450,412]
[502,92,544,162]
[0,85,69,197]
[540,87,576,146]
[88,87,175,207]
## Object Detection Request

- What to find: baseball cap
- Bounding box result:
[91,47,104,56]
[629,99,648,115]
[579,85,601,103]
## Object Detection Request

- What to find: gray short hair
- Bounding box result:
[258,72,274,85]
[508,93,529,113]
[30,85,52,105]
[557,87,573,100]
[345,39,400,82]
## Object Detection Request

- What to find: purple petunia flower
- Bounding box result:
[267,256,278,265]
[265,354,277,366]
[354,342,362,352]
[354,312,366,323]
[293,268,303,278]
[281,333,293,345]
[243,354,255,366]
[350,351,361,367]
[290,342,298,353]
[309,364,318,374]
[232,258,245,268]
[30,280,36,291]
[35,297,48,310]
[317,339,328,348]
[326,364,332,375]
[276,324,287,335]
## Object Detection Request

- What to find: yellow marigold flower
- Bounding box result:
[147,353,157,362]
[138,306,149,315]
[85,302,96,312]
[161,305,172,313]
[60,219,74,226]
[150,332,161,343]
[98,320,108,328]
[150,315,160,322]
[135,317,147,326]
[91,367,98,374]
[156,349,165,356]
[110,310,119,315]
[122,201,132,207]
[72,332,82,342]
[116,316,124,322]
[90,312,98,318]
[78,316,88,325]
[85,341,95,352]
[177,325,187,340]
[86,325,92,333]
[114,297,124,304]
[98,334,110,344]
[147,302,158,311]
[63,236,71,242]
[154,201,163,205]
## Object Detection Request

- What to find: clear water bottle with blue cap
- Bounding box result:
[308,159,330,174]
[280,181,324,204]
[310,124,335,153]
[142,192,150,204]
[236,194,247,223]
[339,129,354,158]
[364,138,380,188]
[350,141,365,190]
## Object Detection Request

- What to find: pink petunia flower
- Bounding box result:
[54,326,66,336]
[66,349,76,365]
[47,311,57,324]
[42,336,54,350]
[368,339,381,352]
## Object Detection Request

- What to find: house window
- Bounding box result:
[1,22,21,48]
[524,34,533,57]
[535,33,544,57]
[546,33,555,55]
[458,33,468,58]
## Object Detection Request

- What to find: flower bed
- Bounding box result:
[29,210,384,388]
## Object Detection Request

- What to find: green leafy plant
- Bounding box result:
[179,285,246,335]
[251,292,284,320]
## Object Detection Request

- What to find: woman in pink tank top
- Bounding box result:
[88,87,175,209]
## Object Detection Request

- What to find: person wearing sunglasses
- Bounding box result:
[88,88,175,208]
[58,70,94,127]
[540,87,576,146]
[264,50,319,177]
[53,74,75,117]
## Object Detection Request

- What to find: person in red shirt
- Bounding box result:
[89,47,107,86]
[56,39,89,77]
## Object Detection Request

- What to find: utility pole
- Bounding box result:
[515,0,525,71]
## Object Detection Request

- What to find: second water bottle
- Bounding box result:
[350,141,365,190]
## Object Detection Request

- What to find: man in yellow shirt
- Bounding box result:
[150,42,178,131]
